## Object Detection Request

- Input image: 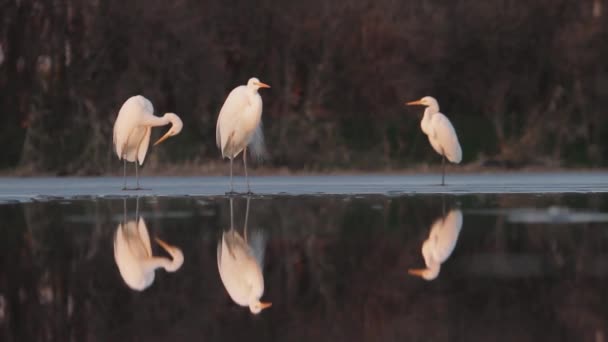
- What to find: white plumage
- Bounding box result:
[407,96,462,185]
[113,217,184,291]
[112,95,183,189]
[408,209,463,281]
[217,197,271,314]
[216,77,270,193]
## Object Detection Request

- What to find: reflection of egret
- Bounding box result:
[409,209,463,281]
[113,199,184,291]
[216,78,270,193]
[113,95,183,190]
[217,197,271,314]
[406,96,462,186]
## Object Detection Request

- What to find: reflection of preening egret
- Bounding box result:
[216,78,270,193]
[113,95,183,190]
[408,209,463,281]
[114,217,184,291]
[406,96,462,186]
[217,197,271,314]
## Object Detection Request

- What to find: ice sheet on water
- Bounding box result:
[0,172,607,202]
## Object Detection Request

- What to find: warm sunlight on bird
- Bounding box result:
[408,209,463,281]
[216,77,270,193]
[217,197,271,314]
[114,217,184,291]
[406,96,462,186]
[113,95,183,190]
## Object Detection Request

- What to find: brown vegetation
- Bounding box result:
[1,0,608,174]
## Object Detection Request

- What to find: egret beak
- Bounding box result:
[260,302,272,309]
[406,100,423,106]
[255,82,271,89]
[407,268,426,277]
[153,130,172,146]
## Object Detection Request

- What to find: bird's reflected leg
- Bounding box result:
[244,195,251,242]
[122,158,127,190]
[441,155,446,186]
[123,197,127,224]
[229,197,234,229]
[243,147,252,194]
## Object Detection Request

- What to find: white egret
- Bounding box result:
[113,95,183,190]
[216,77,270,193]
[406,96,462,185]
[408,209,463,281]
[217,197,271,314]
[113,216,184,291]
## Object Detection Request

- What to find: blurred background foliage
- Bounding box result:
[1,0,608,175]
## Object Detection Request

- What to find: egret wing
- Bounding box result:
[430,209,463,263]
[248,122,266,161]
[113,96,153,159]
[432,113,462,163]
[216,86,248,157]
[137,127,151,165]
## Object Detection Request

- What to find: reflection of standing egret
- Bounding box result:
[113,198,184,291]
[406,96,462,186]
[408,209,463,281]
[217,197,271,314]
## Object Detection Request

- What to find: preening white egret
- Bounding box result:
[113,95,183,190]
[216,78,270,193]
[406,96,462,186]
[217,197,271,314]
[408,209,463,281]
[114,217,184,291]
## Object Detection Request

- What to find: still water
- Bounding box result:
[1,194,608,341]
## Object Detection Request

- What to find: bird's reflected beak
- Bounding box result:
[154,237,173,251]
[255,82,271,89]
[153,130,172,146]
[406,100,423,106]
[407,268,426,277]
[260,302,272,309]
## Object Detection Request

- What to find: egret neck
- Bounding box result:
[421,103,439,136]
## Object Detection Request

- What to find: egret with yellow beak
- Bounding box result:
[216,77,270,193]
[406,96,462,185]
[113,95,183,190]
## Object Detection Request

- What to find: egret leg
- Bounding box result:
[243,147,251,194]
[135,162,140,190]
[122,159,127,190]
[441,155,446,186]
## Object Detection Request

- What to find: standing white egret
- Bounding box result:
[216,77,270,193]
[217,197,271,314]
[406,96,462,185]
[113,215,184,291]
[113,95,183,190]
[408,209,463,281]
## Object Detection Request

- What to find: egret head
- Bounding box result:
[406,96,439,111]
[154,113,183,146]
[249,300,272,314]
[154,237,184,272]
[247,77,271,91]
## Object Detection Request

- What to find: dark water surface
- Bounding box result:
[1,194,608,341]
